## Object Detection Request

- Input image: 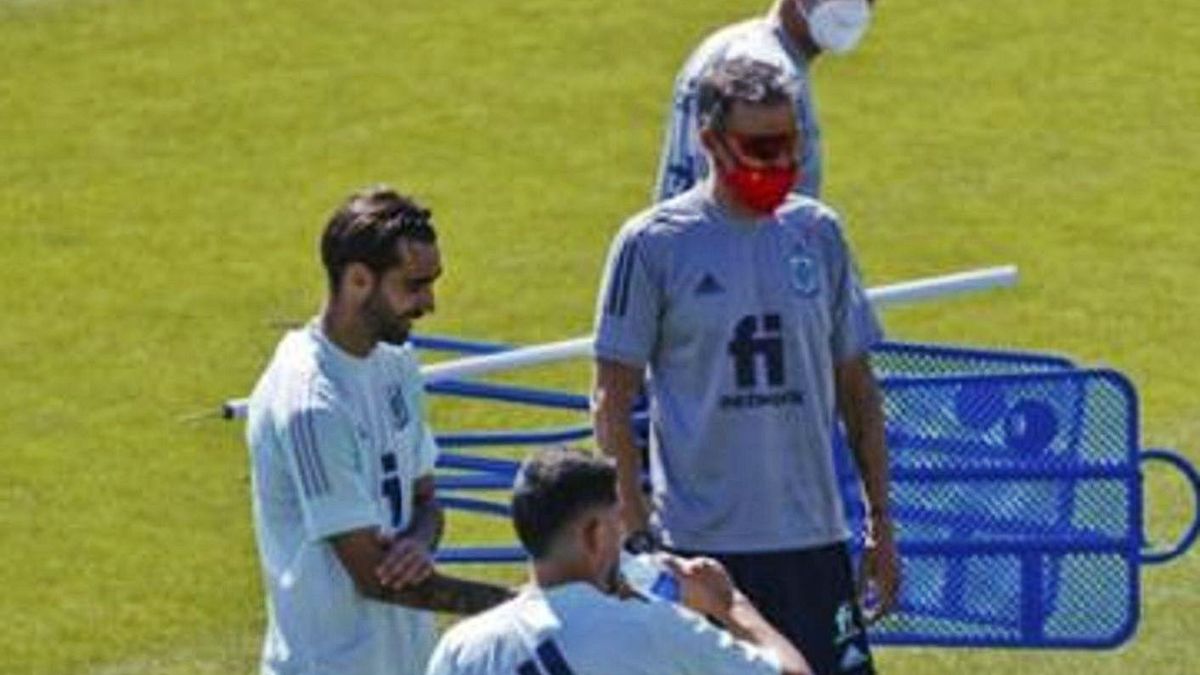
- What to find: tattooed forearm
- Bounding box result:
[400,476,445,551]
[383,572,515,614]
[401,495,445,551]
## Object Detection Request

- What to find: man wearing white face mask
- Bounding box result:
[653,0,876,203]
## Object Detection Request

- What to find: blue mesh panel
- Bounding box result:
[836,369,1140,648]
[872,341,1075,378]
[417,339,1156,650]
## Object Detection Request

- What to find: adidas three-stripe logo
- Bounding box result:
[605,237,639,317]
[288,375,330,498]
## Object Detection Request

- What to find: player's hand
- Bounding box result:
[663,555,736,619]
[858,516,900,624]
[375,533,435,590]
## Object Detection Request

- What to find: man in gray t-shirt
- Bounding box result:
[593,57,897,675]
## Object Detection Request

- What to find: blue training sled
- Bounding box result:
[274,335,1200,650]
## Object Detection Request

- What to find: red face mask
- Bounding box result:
[715,132,800,216]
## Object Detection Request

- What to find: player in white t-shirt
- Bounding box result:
[247,186,513,675]
[426,448,813,675]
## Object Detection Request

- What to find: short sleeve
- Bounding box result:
[826,219,884,362]
[423,616,503,675]
[594,227,662,368]
[424,634,456,675]
[415,423,439,478]
[643,603,782,675]
[278,385,379,540]
[406,356,440,477]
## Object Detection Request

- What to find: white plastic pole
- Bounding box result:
[867,265,1018,308]
[419,265,1018,382]
[221,265,1018,419]
[420,336,594,384]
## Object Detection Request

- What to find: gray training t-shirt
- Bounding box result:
[594,185,883,552]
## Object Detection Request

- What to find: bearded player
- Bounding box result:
[246,186,512,675]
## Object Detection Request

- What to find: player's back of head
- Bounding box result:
[511,447,617,559]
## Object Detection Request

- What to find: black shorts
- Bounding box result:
[671,542,876,675]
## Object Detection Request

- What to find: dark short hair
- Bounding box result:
[320,185,438,293]
[511,447,617,559]
[697,56,797,131]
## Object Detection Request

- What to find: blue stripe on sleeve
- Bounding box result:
[615,238,638,318]
[535,640,576,675]
[288,413,316,498]
[303,384,331,495]
[605,238,634,316]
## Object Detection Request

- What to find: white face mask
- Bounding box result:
[797,0,872,55]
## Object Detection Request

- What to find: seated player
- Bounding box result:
[426,447,813,675]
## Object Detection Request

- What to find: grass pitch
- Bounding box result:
[1,0,1197,673]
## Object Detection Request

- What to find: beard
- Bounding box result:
[362,287,415,346]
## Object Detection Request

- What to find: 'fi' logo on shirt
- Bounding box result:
[788,250,819,297]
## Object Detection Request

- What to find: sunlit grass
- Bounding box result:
[1,0,1196,672]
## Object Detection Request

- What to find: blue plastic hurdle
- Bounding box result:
[360,336,1200,649]
[834,346,1194,648]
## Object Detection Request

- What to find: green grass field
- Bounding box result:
[2,0,1197,672]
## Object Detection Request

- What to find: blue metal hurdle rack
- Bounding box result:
[252,334,1200,650]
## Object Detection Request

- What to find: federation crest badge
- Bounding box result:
[387,386,410,430]
[787,250,819,297]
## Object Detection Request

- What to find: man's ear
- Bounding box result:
[341,262,375,302]
[579,514,604,561]
[700,128,730,171]
[699,127,718,156]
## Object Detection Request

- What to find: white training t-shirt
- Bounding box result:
[247,322,440,675]
[426,583,781,675]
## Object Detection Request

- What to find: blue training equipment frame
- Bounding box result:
[237,333,1197,650]
[408,334,1200,650]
